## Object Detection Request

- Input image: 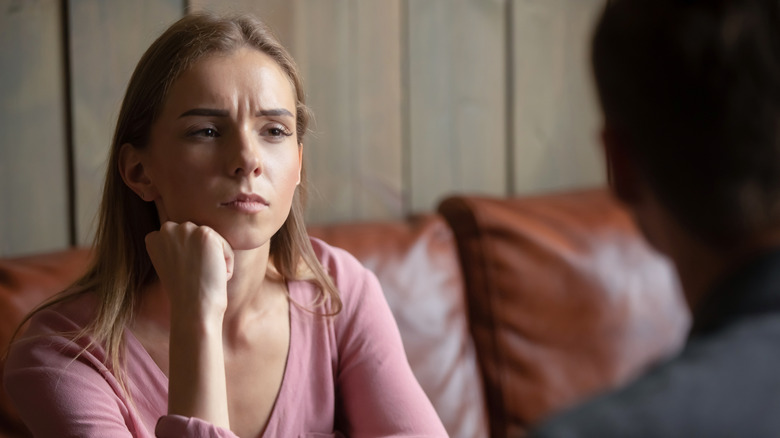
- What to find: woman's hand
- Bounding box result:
[145,221,235,320]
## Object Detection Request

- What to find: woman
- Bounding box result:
[4,12,447,438]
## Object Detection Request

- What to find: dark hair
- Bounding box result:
[592,0,780,248]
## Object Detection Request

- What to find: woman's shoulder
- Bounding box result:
[308,237,372,288]
[21,291,98,337]
[4,292,106,376]
[6,292,101,363]
[299,237,382,313]
[306,237,385,315]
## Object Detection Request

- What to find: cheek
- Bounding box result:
[159,163,202,194]
[269,148,302,190]
[150,153,217,208]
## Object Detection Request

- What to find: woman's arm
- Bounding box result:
[335,264,449,437]
[145,221,233,430]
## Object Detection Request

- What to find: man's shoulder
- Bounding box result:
[530,314,780,438]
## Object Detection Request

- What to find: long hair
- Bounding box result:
[14,12,341,384]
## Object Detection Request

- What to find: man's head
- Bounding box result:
[592,0,780,250]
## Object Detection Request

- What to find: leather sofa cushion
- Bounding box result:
[309,214,488,438]
[439,189,690,437]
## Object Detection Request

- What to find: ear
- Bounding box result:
[296,143,303,185]
[601,124,643,205]
[118,143,158,202]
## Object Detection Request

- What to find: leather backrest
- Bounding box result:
[309,214,488,438]
[438,189,690,437]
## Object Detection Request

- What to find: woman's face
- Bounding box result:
[140,47,302,250]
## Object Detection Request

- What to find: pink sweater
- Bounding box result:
[4,238,447,437]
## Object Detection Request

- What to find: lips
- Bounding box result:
[221,193,269,213]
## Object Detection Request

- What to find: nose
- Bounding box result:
[229,129,262,177]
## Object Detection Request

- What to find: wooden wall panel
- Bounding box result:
[287,0,361,224]
[188,0,296,43]
[0,0,69,256]
[191,0,404,224]
[298,0,404,223]
[0,0,609,256]
[349,0,404,220]
[68,0,182,244]
[511,0,605,195]
[406,0,508,212]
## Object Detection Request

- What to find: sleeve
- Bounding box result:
[334,261,449,438]
[3,311,238,438]
[155,415,238,438]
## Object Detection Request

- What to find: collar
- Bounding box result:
[690,246,780,337]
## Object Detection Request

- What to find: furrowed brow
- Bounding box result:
[178,108,229,118]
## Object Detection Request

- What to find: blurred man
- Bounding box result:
[530,0,780,436]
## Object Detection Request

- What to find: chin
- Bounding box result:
[224,234,272,251]
[210,215,282,250]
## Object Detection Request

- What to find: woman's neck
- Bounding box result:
[222,245,279,323]
[133,244,284,336]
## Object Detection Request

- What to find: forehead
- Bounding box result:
[161,47,297,115]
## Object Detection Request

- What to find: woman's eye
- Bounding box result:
[264,125,293,139]
[198,128,219,137]
[188,127,220,138]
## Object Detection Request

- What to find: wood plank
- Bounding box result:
[0,0,69,256]
[511,0,606,195]
[191,0,404,224]
[288,0,357,224]
[407,0,508,213]
[351,0,403,220]
[68,0,182,244]
[188,0,297,44]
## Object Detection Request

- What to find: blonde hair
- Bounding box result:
[15,12,341,382]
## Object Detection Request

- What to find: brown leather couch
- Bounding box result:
[0,188,690,438]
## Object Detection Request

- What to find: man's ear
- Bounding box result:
[118,143,157,202]
[601,124,643,205]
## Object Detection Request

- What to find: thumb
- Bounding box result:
[144,230,160,256]
[219,235,235,281]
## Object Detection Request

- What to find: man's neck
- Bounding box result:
[673,230,780,315]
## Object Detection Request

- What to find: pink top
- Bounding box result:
[4,238,447,437]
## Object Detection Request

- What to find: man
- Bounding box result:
[530,0,780,436]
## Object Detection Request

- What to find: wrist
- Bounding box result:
[170,309,224,339]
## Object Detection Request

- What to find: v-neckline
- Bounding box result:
[124,279,297,437]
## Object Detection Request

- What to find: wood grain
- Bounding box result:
[0,0,69,256]
[511,0,606,195]
[0,0,610,255]
[68,0,182,244]
[406,0,508,213]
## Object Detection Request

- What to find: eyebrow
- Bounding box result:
[177,108,294,118]
[257,108,294,118]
